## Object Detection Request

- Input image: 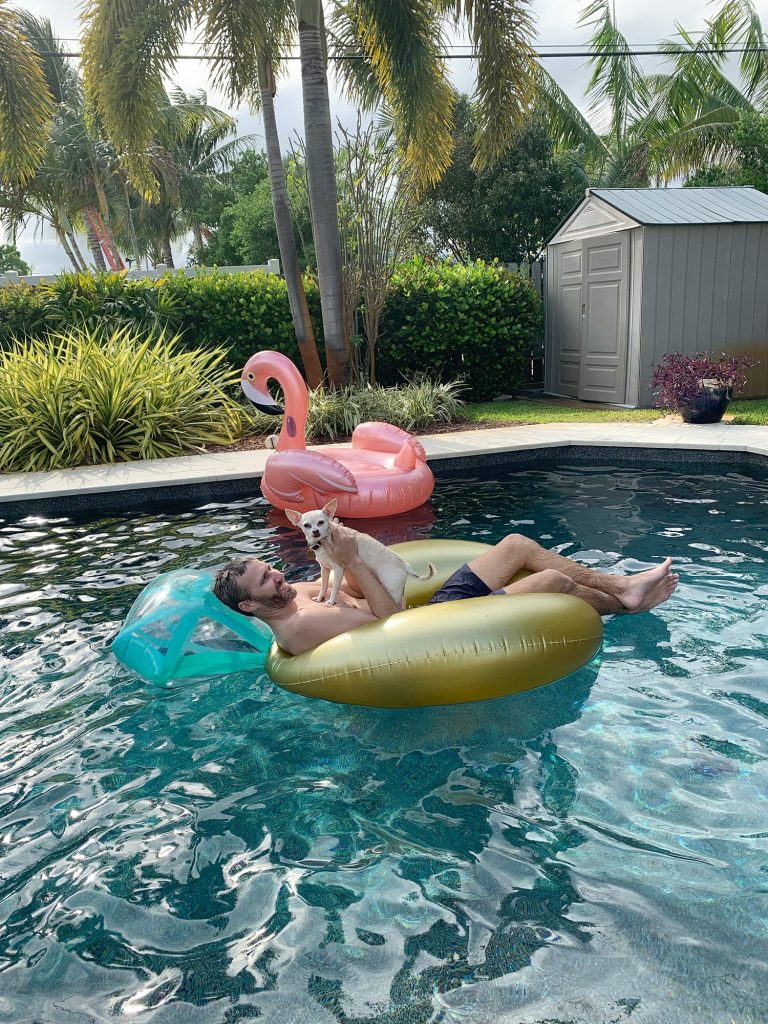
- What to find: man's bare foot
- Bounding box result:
[620,558,678,612]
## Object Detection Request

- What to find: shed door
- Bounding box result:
[551,240,583,398]
[579,233,630,403]
[549,232,630,403]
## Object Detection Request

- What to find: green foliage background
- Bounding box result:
[0,262,542,399]
[417,99,584,264]
[685,112,768,195]
[0,245,31,275]
[378,259,542,400]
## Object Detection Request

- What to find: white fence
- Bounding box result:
[0,259,281,288]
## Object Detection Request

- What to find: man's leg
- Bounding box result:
[501,568,624,615]
[467,533,678,614]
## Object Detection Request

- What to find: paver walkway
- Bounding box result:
[1,420,766,505]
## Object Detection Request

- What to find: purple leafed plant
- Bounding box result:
[651,351,757,414]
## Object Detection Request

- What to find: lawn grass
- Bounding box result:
[462,400,663,425]
[462,397,768,427]
[729,398,768,425]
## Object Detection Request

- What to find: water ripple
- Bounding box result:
[0,465,766,1023]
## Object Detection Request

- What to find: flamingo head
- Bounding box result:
[241,353,284,415]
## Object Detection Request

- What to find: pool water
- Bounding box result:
[0,464,767,1024]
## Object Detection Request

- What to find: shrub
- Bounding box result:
[0,272,182,348]
[243,377,465,442]
[161,269,323,371]
[651,351,757,414]
[0,283,48,346]
[377,258,542,400]
[0,326,243,472]
[0,270,322,375]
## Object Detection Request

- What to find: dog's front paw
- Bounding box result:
[324,598,337,606]
[312,595,326,603]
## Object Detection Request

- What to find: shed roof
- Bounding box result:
[591,186,768,225]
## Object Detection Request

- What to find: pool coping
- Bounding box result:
[1,420,767,519]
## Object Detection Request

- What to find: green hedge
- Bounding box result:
[0,271,186,346]
[377,259,542,400]
[160,270,323,370]
[0,270,323,371]
[0,262,540,397]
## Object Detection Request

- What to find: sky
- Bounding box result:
[11,0,768,273]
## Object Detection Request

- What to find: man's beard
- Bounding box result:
[258,583,296,612]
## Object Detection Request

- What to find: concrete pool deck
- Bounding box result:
[1,419,767,508]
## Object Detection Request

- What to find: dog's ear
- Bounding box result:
[285,508,303,527]
[322,499,337,519]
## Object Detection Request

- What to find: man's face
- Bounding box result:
[238,559,296,614]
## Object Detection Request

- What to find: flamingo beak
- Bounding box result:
[241,379,284,415]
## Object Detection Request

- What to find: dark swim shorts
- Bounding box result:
[428,563,506,605]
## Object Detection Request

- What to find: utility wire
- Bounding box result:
[37,46,768,60]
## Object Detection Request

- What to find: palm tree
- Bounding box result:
[534,0,653,186]
[296,0,347,384]
[640,0,768,181]
[257,50,324,388]
[80,0,538,385]
[128,89,254,269]
[0,1,54,187]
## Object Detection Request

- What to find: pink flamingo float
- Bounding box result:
[241,351,434,518]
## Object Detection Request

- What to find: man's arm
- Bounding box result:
[324,524,400,619]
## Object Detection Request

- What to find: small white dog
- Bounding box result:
[286,500,436,608]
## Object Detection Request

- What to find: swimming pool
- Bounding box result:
[0,464,766,1023]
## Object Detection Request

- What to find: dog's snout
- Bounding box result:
[312,529,320,537]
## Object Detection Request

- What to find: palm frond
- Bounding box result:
[448,0,538,171]
[334,0,455,187]
[579,0,650,147]
[201,0,293,106]
[533,64,610,162]
[13,11,79,105]
[0,1,55,185]
[80,0,193,198]
[710,0,768,104]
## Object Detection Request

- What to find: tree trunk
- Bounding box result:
[68,232,89,272]
[55,225,84,272]
[86,218,107,271]
[296,0,349,387]
[55,205,88,271]
[123,182,142,269]
[161,238,175,268]
[192,223,205,253]
[95,178,124,268]
[258,52,323,390]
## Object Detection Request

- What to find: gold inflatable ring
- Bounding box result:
[265,539,603,708]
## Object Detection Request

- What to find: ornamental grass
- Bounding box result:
[243,377,466,443]
[0,326,243,472]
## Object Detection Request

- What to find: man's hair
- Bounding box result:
[213,558,255,613]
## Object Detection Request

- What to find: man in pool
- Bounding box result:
[212,524,679,657]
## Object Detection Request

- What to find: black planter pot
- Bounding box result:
[680,381,731,424]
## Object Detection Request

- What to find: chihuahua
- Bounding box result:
[286,500,436,608]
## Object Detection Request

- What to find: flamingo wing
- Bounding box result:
[351,422,427,462]
[264,450,358,502]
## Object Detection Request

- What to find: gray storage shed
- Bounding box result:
[544,186,768,406]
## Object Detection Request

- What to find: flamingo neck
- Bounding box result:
[275,367,308,451]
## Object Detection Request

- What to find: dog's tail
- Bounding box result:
[406,561,436,581]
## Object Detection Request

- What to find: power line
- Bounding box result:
[39,46,768,60]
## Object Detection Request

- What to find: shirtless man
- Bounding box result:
[212,524,679,656]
